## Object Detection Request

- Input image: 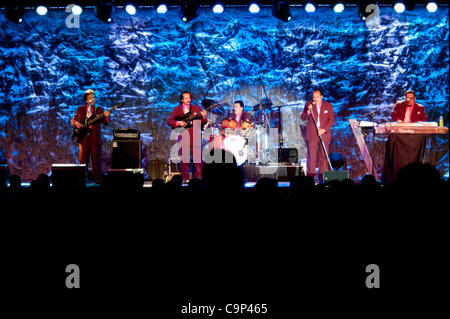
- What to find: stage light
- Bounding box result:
[156,3,168,14]
[305,2,316,13]
[426,2,438,13]
[358,2,371,21]
[36,5,48,16]
[180,0,199,23]
[5,4,25,23]
[333,2,344,13]
[249,2,261,14]
[96,1,114,23]
[272,0,292,22]
[125,4,136,15]
[393,2,406,13]
[71,5,83,15]
[212,2,224,14]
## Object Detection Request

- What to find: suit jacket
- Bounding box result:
[167,104,207,145]
[301,101,335,143]
[72,104,109,144]
[391,102,427,122]
[167,104,207,128]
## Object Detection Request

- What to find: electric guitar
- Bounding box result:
[72,102,124,142]
[174,102,220,129]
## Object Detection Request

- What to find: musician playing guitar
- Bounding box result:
[71,89,110,183]
[167,91,207,182]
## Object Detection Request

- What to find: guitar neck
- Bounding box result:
[185,103,218,122]
[86,103,123,126]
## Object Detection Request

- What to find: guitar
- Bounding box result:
[174,102,220,129]
[72,102,124,142]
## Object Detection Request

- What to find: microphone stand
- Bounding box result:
[309,105,334,171]
[258,76,274,163]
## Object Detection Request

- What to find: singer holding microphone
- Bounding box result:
[71,89,110,183]
[382,90,428,184]
[301,89,335,183]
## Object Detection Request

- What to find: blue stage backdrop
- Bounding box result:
[0,6,448,181]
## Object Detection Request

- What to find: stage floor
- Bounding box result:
[11,181,292,188]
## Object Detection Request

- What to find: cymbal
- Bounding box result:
[252,101,273,110]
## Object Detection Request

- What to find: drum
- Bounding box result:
[147,158,177,180]
[240,127,255,139]
[241,119,254,129]
[222,118,237,129]
[147,158,167,180]
[223,135,248,166]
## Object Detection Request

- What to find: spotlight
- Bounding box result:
[5,4,24,23]
[248,2,261,14]
[426,2,438,13]
[180,0,199,23]
[272,0,292,22]
[393,2,406,13]
[125,4,136,15]
[36,5,48,16]
[96,1,114,23]
[333,2,344,13]
[304,2,316,13]
[212,2,224,14]
[71,5,83,15]
[156,2,168,14]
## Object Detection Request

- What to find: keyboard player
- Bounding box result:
[382,90,428,184]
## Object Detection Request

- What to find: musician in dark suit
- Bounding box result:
[167,91,207,182]
[71,89,110,183]
[301,89,335,182]
[383,90,428,184]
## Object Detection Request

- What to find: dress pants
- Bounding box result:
[79,135,102,182]
[306,138,330,180]
[178,126,203,181]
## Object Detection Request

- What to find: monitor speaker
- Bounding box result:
[102,169,144,190]
[0,164,9,189]
[111,140,141,169]
[323,170,349,184]
[51,164,86,189]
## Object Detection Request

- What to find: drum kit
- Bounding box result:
[202,98,275,166]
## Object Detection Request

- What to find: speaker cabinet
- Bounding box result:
[111,140,141,169]
[51,164,87,189]
[323,170,349,184]
[277,148,298,164]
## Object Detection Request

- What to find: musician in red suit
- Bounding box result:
[71,89,110,183]
[301,89,335,182]
[383,90,428,184]
[167,91,207,182]
[229,100,251,127]
[391,90,427,123]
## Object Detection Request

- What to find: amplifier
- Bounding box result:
[276,148,298,164]
[111,140,142,169]
[113,129,140,140]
